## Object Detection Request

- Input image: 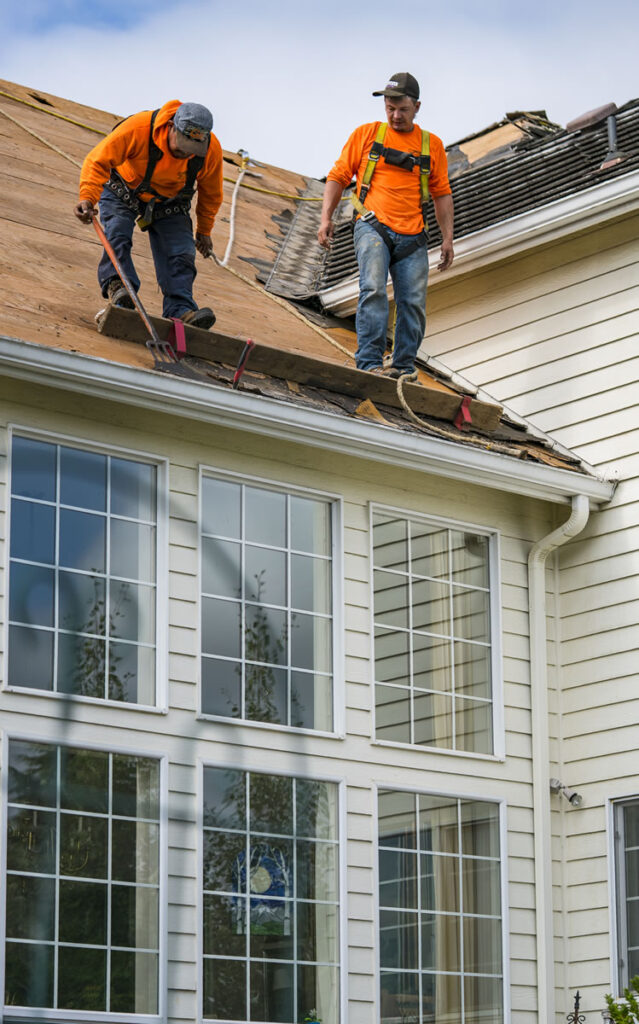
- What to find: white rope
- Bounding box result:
[217,166,247,266]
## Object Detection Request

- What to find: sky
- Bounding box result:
[2,0,638,179]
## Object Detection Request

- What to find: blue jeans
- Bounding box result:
[353,217,429,372]
[97,188,198,318]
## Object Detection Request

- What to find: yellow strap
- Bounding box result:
[420,129,430,208]
[361,121,387,187]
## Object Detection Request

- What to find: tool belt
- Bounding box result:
[357,209,428,265]
[105,171,192,231]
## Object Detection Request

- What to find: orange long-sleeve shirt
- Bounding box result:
[79,100,223,236]
[327,121,451,235]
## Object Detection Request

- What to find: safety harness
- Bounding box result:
[106,109,204,231]
[350,122,430,263]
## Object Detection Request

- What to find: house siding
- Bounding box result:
[423,205,639,1020]
[0,374,560,1023]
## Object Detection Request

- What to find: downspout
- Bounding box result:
[528,493,590,1024]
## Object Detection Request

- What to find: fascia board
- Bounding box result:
[319,168,639,314]
[0,335,614,508]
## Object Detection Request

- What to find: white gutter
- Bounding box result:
[0,335,614,507]
[528,494,590,1024]
[319,168,639,315]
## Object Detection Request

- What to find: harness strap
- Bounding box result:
[350,123,431,230]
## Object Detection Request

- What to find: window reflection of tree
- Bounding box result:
[60,578,135,701]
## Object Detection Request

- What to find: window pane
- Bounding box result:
[291,554,331,614]
[203,767,246,829]
[204,893,245,955]
[452,585,490,643]
[113,754,160,818]
[296,779,338,840]
[58,571,105,633]
[461,801,500,858]
[463,857,500,915]
[202,657,242,717]
[202,477,241,538]
[421,912,460,971]
[298,965,339,1024]
[60,447,106,511]
[624,803,639,848]
[6,875,55,939]
[374,570,409,628]
[111,458,155,520]
[59,508,106,572]
[8,625,54,690]
[202,597,241,658]
[378,790,417,850]
[108,641,155,704]
[413,633,451,692]
[203,831,247,893]
[419,797,459,854]
[380,908,418,968]
[291,672,333,731]
[250,773,293,835]
[411,523,448,578]
[463,916,502,973]
[8,740,57,807]
[454,641,491,699]
[203,956,246,1020]
[464,975,503,1024]
[7,807,56,872]
[5,940,54,1007]
[626,849,639,899]
[110,950,158,1013]
[296,840,338,901]
[57,945,106,1010]
[250,959,293,1022]
[455,697,493,755]
[112,820,159,883]
[290,496,330,555]
[246,604,287,665]
[451,531,489,588]
[202,537,241,598]
[412,578,450,634]
[375,628,409,685]
[110,580,155,643]
[11,498,55,563]
[59,813,108,877]
[414,691,454,749]
[111,886,159,947]
[245,545,286,605]
[9,562,54,626]
[12,436,56,500]
[379,848,417,908]
[110,520,155,582]
[380,971,418,1024]
[245,664,287,724]
[245,487,286,548]
[291,613,331,672]
[377,684,411,743]
[373,515,408,572]
[59,879,107,943]
[60,748,108,812]
[422,971,461,1024]
[421,853,459,913]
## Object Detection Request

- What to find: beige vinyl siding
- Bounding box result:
[424,206,639,1019]
[0,377,557,1024]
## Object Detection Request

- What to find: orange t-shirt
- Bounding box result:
[79,100,223,236]
[327,121,451,235]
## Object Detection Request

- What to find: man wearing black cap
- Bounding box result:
[318,73,454,376]
[75,100,223,329]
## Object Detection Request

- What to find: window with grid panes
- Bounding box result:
[613,798,639,990]
[4,739,160,1017]
[200,476,334,730]
[373,510,495,753]
[202,767,340,1023]
[8,435,158,704]
[378,790,503,1024]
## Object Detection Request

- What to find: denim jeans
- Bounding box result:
[97,188,198,318]
[353,217,429,372]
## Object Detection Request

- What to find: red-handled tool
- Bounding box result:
[233,339,255,389]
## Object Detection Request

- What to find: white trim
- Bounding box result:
[196,758,346,1024]
[196,465,344,738]
[318,168,639,314]
[607,796,620,997]
[4,424,169,712]
[1,730,168,1024]
[0,337,614,508]
[369,502,503,759]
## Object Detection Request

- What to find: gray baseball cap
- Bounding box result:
[372,73,420,100]
[173,102,213,156]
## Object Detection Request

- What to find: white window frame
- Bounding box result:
[0,729,168,1024]
[196,758,347,1024]
[608,794,639,994]
[373,782,511,1024]
[197,465,344,737]
[369,502,504,760]
[4,425,169,712]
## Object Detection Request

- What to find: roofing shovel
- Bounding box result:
[92,217,200,380]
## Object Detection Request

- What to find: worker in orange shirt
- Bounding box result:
[75,101,223,329]
[318,73,454,376]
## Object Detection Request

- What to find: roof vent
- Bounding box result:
[566,102,629,171]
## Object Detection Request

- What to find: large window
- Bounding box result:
[8,434,159,705]
[4,739,161,1017]
[378,790,504,1024]
[373,509,496,754]
[200,476,335,730]
[202,767,340,1023]
[613,798,639,990]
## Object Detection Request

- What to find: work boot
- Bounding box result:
[181,307,216,330]
[106,278,134,309]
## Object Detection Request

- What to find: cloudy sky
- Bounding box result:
[2,0,638,178]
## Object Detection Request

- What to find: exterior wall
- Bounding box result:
[423,207,639,1021]
[0,375,557,1024]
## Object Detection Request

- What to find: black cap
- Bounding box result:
[372,72,420,100]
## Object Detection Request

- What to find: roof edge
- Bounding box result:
[0,336,615,508]
[320,168,639,315]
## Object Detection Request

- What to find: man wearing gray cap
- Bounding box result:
[318,73,454,376]
[75,100,223,329]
